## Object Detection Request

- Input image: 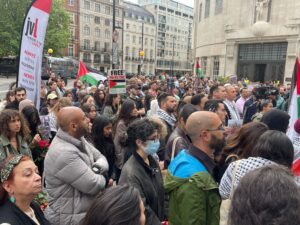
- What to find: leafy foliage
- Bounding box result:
[0,0,70,57]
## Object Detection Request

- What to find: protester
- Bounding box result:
[165,111,224,225]
[0,109,31,160]
[166,104,198,162]
[191,93,208,111]
[235,87,248,118]
[216,122,269,182]
[102,94,120,121]
[44,107,109,225]
[81,94,95,107]
[113,99,138,181]
[0,90,15,112]
[204,99,228,125]
[93,89,106,114]
[260,108,290,133]
[219,130,294,199]
[81,103,97,124]
[229,165,300,225]
[81,185,145,225]
[92,116,116,186]
[5,87,27,110]
[0,154,50,225]
[119,119,164,225]
[251,99,273,122]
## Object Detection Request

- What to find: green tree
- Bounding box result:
[0,0,70,57]
[44,0,70,56]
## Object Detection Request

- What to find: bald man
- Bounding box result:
[44,107,109,225]
[164,111,223,225]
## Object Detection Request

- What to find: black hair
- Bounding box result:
[209,84,222,97]
[179,104,198,123]
[191,93,206,106]
[125,118,157,150]
[81,185,142,225]
[230,165,300,225]
[115,99,137,126]
[104,94,119,113]
[21,105,41,135]
[157,92,170,108]
[14,87,26,95]
[204,99,223,112]
[252,130,294,168]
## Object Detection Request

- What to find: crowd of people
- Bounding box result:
[0,72,300,225]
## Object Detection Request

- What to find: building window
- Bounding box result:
[199,3,202,22]
[95,41,100,51]
[69,13,74,24]
[213,56,220,80]
[84,26,90,36]
[150,50,153,58]
[215,0,223,14]
[68,0,74,6]
[105,29,110,39]
[105,6,110,15]
[132,47,136,57]
[104,42,110,52]
[139,37,142,45]
[95,28,100,37]
[125,47,129,56]
[126,34,130,42]
[84,15,90,23]
[83,39,90,50]
[105,18,110,26]
[70,27,74,40]
[94,54,100,63]
[84,1,90,10]
[150,39,154,46]
[132,36,136,44]
[126,23,130,29]
[201,57,207,75]
[94,16,100,24]
[68,44,73,56]
[145,38,148,46]
[205,0,210,18]
[83,53,91,63]
[95,3,100,12]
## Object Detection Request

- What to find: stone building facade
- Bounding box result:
[193,0,300,83]
[139,0,194,77]
[123,1,156,75]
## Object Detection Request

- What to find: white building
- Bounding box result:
[79,0,123,73]
[123,1,156,75]
[139,0,194,77]
[193,0,300,83]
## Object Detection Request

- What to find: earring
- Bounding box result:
[9,194,15,203]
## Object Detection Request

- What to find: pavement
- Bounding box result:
[0,76,75,100]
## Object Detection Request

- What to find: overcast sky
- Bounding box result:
[126,0,194,8]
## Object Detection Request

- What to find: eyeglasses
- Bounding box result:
[206,125,225,132]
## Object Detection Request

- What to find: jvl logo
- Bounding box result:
[25,17,38,38]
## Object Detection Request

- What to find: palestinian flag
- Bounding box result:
[195,58,204,78]
[77,61,98,86]
[287,58,300,175]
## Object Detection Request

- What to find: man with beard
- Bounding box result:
[165,111,224,225]
[156,92,177,162]
[44,107,109,225]
[5,87,27,110]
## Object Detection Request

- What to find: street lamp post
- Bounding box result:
[138,21,144,76]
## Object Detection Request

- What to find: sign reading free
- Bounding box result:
[108,69,126,94]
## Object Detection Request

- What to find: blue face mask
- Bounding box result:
[143,139,160,155]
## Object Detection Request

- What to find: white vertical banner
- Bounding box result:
[18,0,52,108]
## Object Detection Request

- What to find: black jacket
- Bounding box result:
[119,152,165,225]
[0,199,50,225]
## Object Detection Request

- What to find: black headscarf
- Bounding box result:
[261,109,290,133]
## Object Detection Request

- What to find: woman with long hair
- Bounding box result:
[113,99,138,181]
[81,185,145,225]
[0,155,50,224]
[0,109,31,160]
[81,103,97,124]
[119,119,164,225]
[93,89,106,114]
[216,122,269,182]
[102,94,120,121]
[80,95,95,107]
[0,90,15,112]
[92,116,115,186]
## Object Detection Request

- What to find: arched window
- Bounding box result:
[84,25,90,36]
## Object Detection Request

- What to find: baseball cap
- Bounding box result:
[47,93,58,100]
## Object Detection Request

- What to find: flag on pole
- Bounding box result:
[287,58,300,175]
[17,0,52,108]
[195,58,204,78]
[77,61,99,86]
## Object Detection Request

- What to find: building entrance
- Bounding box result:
[237,42,287,83]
